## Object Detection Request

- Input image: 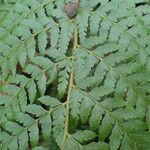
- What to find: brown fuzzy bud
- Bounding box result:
[64,1,80,19]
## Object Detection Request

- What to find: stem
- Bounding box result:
[61,21,78,150]
[73,26,78,49]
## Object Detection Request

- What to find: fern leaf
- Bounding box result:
[0,0,149,149]
[120,135,132,150]
[28,123,39,147]
[90,14,102,35]
[89,105,103,131]
[18,131,28,150]
[74,48,98,83]
[38,96,61,108]
[77,9,90,42]
[26,80,37,104]
[8,139,18,150]
[40,115,52,141]
[58,60,72,97]
[70,89,83,128]
[110,124,122,150]
[72,130,97,144]
[58,21,74,54]
[80,97,94,124]
[81,36,102,49]
[38,31,47,54]
[9,54,17,76]
[83,142,110,150]
[99,114,114,141]
[36,73,47,96]
[49,26,60,48]
[14,112,34,126]
[94,43,119,57]
[17,45,27,68]
[25,104,46,117]
[53,107,66,146]
[2,121,23,135]
[64,138,80,150]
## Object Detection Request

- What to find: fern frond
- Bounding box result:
[0,0,150,150]
[76,9,90,42]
